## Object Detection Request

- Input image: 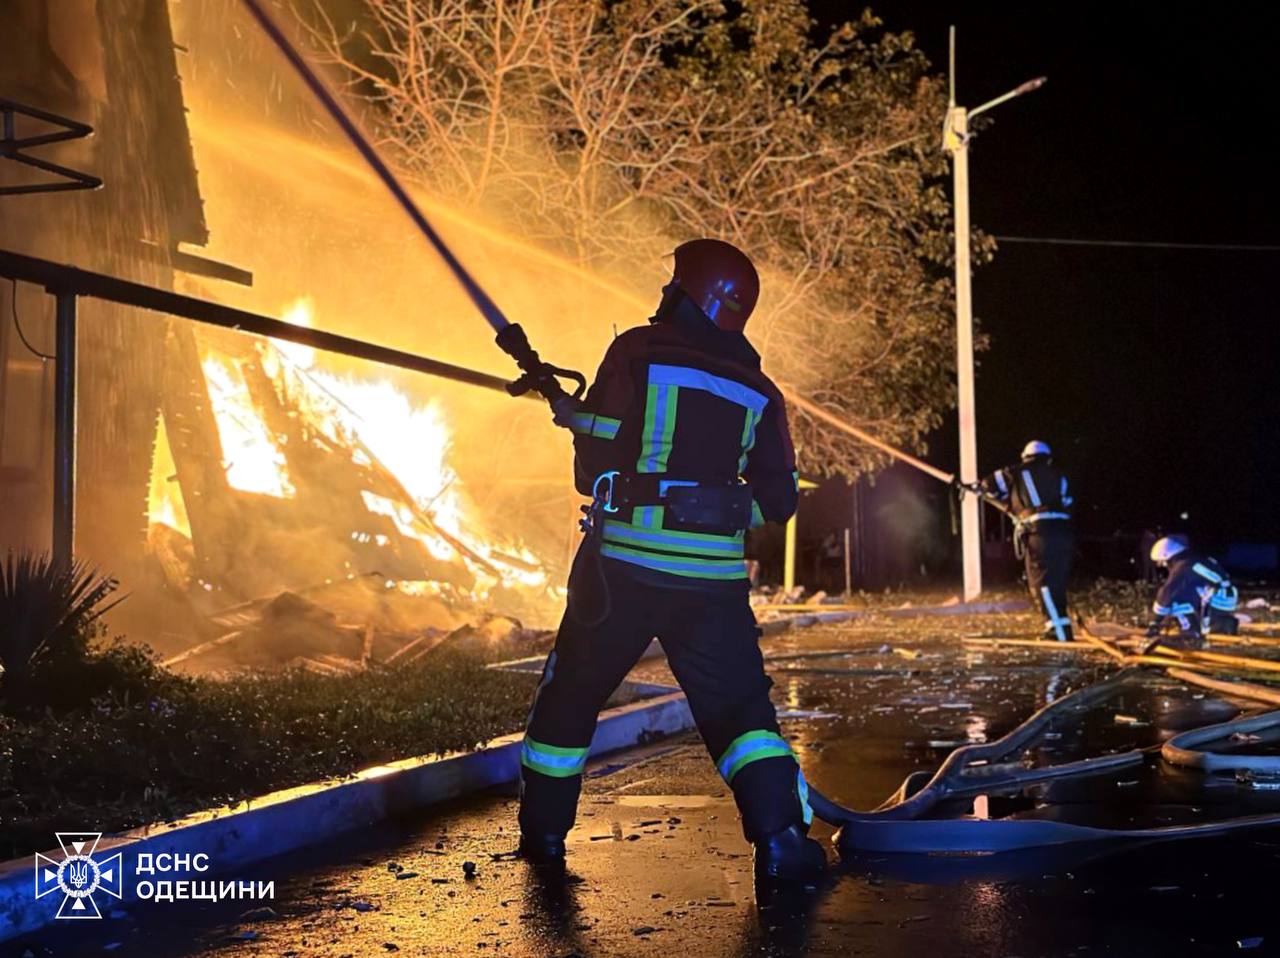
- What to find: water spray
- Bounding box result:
[237,0,584,413]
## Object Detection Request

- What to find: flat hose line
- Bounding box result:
[1162,709,1280,774]
[801,667,1280,853]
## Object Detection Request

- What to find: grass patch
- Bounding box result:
[0,641,546,861]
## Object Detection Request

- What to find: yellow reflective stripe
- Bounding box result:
[717,730,794,782]
[599,543,747,579]
[637,384,678,473]
[521,735,589,778]
[568,412,621,439]
[602,518,744,555]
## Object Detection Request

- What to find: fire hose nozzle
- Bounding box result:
[495,323,587,405]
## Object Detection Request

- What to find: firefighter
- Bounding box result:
[1146,535,1239,646]
[975,441,1075,641]
[517,239,825,888]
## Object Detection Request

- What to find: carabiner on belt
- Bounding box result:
[591,470,621,514]
[580,470,620,537]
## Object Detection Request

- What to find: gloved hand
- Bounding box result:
[550,396,580,429]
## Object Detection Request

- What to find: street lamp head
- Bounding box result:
[1017,76,1048,95]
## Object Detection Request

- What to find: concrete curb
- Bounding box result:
[3,595,1026,940]
[0,686,693,942]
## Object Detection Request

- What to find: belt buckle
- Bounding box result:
[592,470,620,514]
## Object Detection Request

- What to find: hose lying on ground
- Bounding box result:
[806,666,1280,854]
[1163,709,1280,774]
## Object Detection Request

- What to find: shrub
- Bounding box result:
[0,551,121,713]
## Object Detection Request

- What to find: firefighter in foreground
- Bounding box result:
[516,239,825,887]
[1145,535,1239,648]
[970,441,1075,641]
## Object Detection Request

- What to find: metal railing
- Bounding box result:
[0,247,530,567]
[0,98,103,196]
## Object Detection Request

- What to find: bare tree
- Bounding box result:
[304,0,982,476]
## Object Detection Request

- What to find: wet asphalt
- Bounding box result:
[14,612,1280,957]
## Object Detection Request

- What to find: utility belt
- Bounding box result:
[592,471,754,530]
[1011,510,1070,559]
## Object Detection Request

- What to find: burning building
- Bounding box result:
[1,0,659,664]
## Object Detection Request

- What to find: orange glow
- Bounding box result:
[147,413,191,537]
[153,298,549,597]
[202,351,297,499]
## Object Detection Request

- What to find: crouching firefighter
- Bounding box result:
[975,440,1075,641]
[516,239,826,887]
[1145,535,1239,648]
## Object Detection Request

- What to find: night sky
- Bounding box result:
[812,1,1280,545]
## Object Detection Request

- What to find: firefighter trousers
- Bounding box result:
[1024,521,1073,639]
[518,551,811,844]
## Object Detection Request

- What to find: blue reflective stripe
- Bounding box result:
[521,738,589,777]
[634,505,661,529]
[602,522,744,554]
[738,407,761,473]
[647,364,768,413]
[1024,511,1070,523]
[1211,585,1238,611]
[637,384,676,473]
[600,544,747,579]
[1154,601,1172,615]
[568,412,621,439]
[1172,602,1196,615]
[1021,470,1042,507]
[658,479,697,494]
[1192,562,1223,584]
[994,471,1009,495]
[797,769,813,826]
[717,730,793,781]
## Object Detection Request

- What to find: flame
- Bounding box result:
[273,296,317,369]
[268,302,547,592]
[147,413,191,537]
[153,298,548,598]
[202,352,297,498]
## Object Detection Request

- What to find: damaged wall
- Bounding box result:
[0,0,206,586]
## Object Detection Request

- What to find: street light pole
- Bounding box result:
[943,26,1045,601]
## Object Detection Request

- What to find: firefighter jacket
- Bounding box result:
[1154,553,1239,624]
[566,304,798,584]
[982,458,1073,527]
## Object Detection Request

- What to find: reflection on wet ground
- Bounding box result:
[15,613,1280,956]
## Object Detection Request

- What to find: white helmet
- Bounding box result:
[1150,535,1189,565]
[1021,440,1052,461]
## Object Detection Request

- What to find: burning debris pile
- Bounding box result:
[143,301,561,671]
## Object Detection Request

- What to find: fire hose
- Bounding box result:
[806,667,1280,852]
[237,0,585,416]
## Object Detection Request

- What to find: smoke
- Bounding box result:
[147,0,671,634]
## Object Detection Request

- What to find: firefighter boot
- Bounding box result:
[753,824,827,886]
[518,832,566,867]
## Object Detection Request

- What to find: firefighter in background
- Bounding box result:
[517,239,825,888]
[1146,535,1239,647]
[973,440,1075,641]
